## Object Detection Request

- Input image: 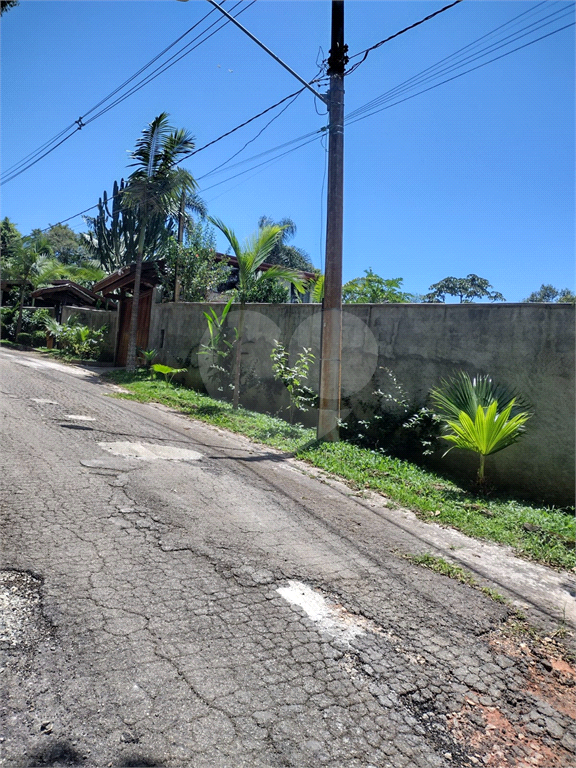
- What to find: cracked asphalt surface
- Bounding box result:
[1,348,574,768]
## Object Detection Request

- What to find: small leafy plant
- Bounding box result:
[151,363,186,383]
[442,400,531,483]
[430,372,532,484]
[270,340,316,423]
[138,348,158,369]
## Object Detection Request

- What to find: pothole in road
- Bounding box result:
[0,570,50,650]
[98,441,203,462]
[277,580,383,644]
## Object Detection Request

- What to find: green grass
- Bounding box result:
[102,370,575,570]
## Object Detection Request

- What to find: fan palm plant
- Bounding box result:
[431,372,532,483]
[122,113,196,371]
[209,217,306,409]
[442,400,531,482]
[430,371,530,421]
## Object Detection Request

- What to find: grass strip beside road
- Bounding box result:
[103,371,575,571]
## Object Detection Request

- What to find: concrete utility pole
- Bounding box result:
[317,0,347,442]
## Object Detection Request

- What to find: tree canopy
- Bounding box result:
[123,112,197,371]
[0,0,19,16]
[30,224,87,265]
[158,222,230,303]
[423,274,505,303]
[523,284,575,304]
[1,217,22,262]
[343,270,412,304]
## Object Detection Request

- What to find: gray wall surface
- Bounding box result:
[148,301,575,506]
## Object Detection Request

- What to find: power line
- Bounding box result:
[0,1,253,186]
[82,1,256,127]
[345,2,574,122]
[38,97,325,231]
[346,0,465,76]
[345,17,574,127]
[350,0,561,114]
[35,2,573,233]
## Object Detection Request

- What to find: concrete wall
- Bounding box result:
[148,301,574,505]
[61,306,118,362]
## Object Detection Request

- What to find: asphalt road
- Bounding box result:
[0,348,574,768]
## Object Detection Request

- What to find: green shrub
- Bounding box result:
[1,306,17,336]
[16,332,33,346]
[4,307,52,340]
[32,330,48,347]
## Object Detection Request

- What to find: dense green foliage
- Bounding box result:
[343,270,412,303]
[1,307,51,344]
[1,217,22,260]
[122,113,197,371]
[44,315,107,360]
[30,223,87,265]
[158,224,230,302]
[208,217,306,408]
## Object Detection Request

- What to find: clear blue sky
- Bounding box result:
[1,0,574,301]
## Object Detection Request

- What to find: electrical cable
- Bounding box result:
[345,19,574,128]
[83,1,256,126]
[346,0,465,76]
[203,132,322,203]
[347,0,561,112]
[345,3,574,121]
[200,92,304,179]
[198,65,325,180]
[37,103,325,231]
[33,1,573,232]
[0,1,252,186]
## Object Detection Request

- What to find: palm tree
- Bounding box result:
[122,114,196,371]
[257,215,315,271]
[209,217,306,409]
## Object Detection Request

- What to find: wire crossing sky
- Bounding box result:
[1,1,574,302]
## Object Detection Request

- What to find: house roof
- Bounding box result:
[31,280,109,307]
[92,261,162,296]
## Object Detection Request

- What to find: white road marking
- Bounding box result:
[277,580,381,643]
[98,442,203,462]
[31,398,59,405]
[64,415,96,421]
